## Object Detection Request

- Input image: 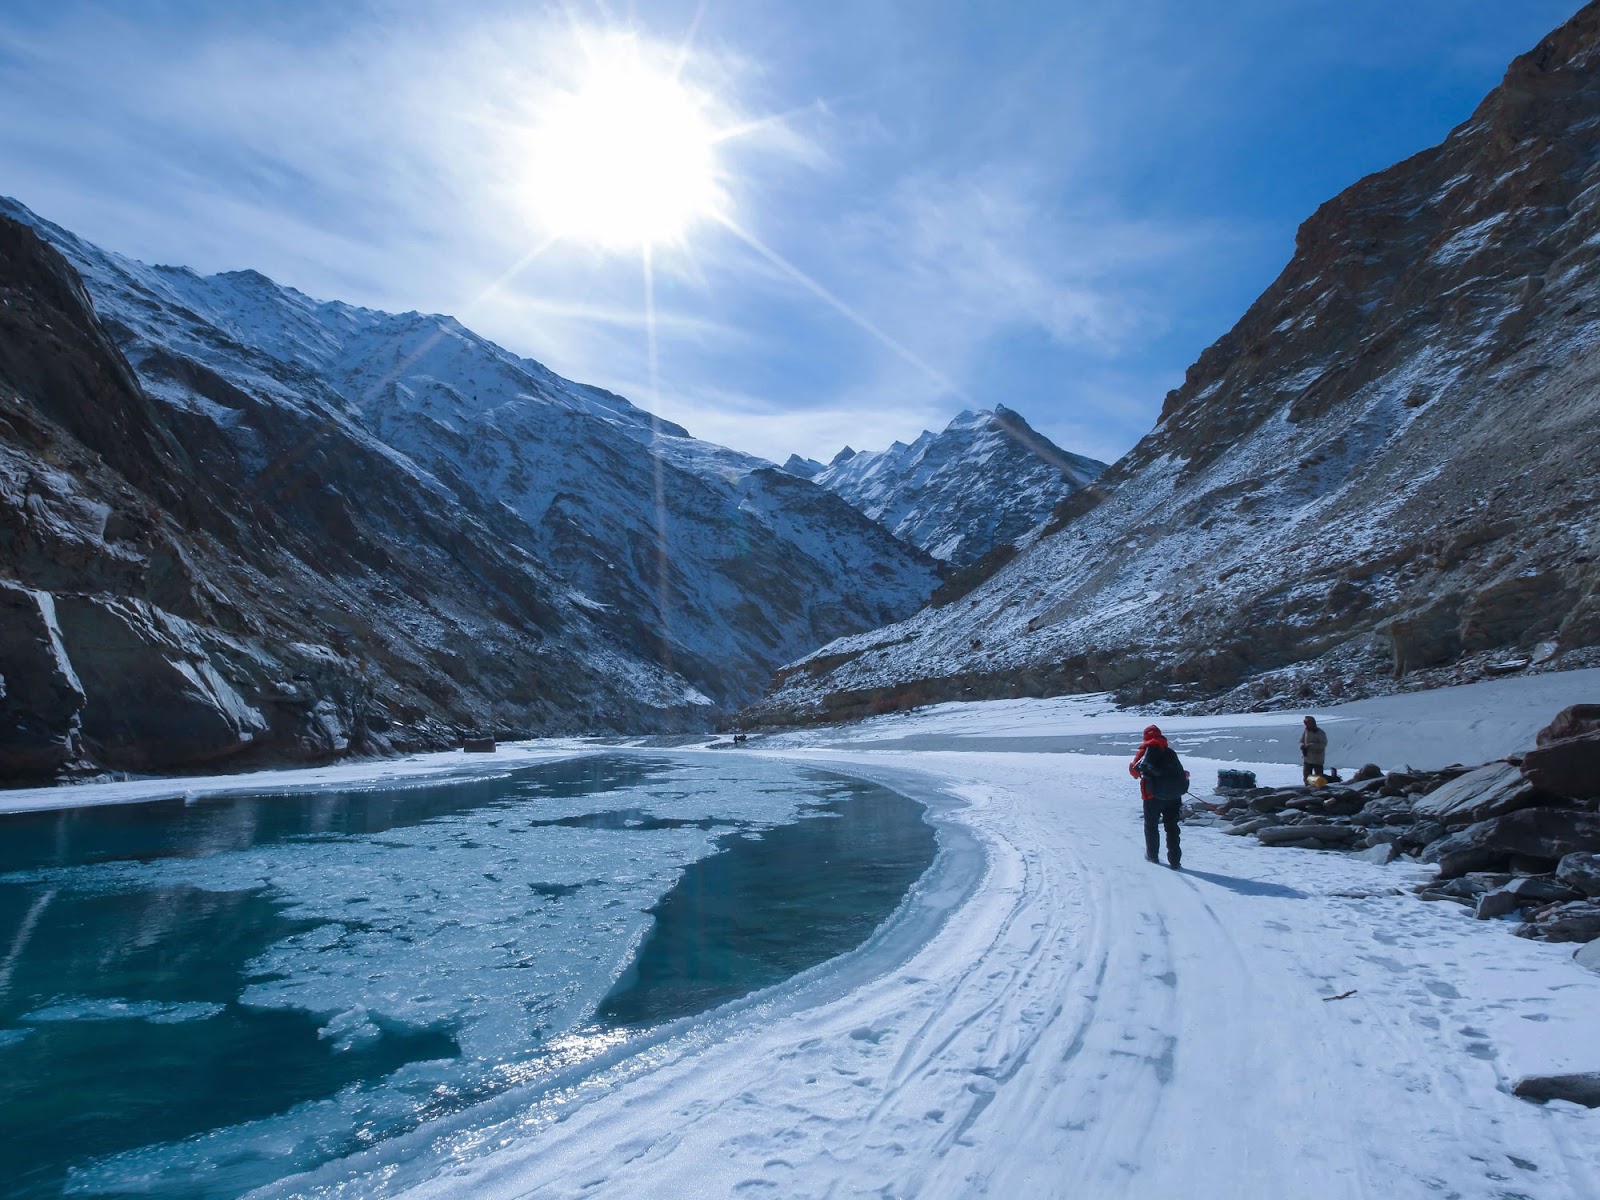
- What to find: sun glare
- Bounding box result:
[523,36,725,250]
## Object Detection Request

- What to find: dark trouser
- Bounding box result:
[1303,761,1323,783]
[1144,796,1181,864]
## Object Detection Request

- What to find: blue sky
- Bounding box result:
[0,0,1581,466]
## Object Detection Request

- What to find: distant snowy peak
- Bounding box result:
[782,454,825,480]
[808,405,1106,567]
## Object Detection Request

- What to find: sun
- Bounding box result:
[522,35,726,251]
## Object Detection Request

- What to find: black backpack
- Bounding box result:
[1139,744,1187,801]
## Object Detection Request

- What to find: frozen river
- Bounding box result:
[0,753,936,1198]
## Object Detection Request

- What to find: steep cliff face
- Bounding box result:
[752,2,1600,724]
[0,215,711,780]
[804,407,1105,568]
[4,200,940,711]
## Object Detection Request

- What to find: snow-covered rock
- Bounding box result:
[808,406,1104,567]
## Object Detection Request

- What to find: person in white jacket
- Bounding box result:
[1300,715,1329,783]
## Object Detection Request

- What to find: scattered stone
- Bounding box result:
[1382,770,1421,797]
[1249,790,1300,814]
[1474,876,1582,920]
[1258,824,1360,847]
[1216,768,1257,790]
[1520,731,1600,801]
[1397,820,1446,853]
[1511,1072,1600,1108]
[463,736,496,753]
[1409,761,1550,828]
[1536,704,1600,746]
[1514,900,1600,943]
[1355,842,1399,865]
[1556,852,1600,897]
[1426,809,1600,879]
[1320,793,1368,817]
[1225,817,1277,836]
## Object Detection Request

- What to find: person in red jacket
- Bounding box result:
[1130,724,1188,868]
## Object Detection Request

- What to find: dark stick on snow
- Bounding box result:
[1322,989,1358,1002]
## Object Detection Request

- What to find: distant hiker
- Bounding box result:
[1130,724,1188,869]
[1300,715,1329,784]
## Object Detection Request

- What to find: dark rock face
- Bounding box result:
[1521,730,1600,799]
[0,214,713,779]
[753,3,1600,724]
[0,581,85,774]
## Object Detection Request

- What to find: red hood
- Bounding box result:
[1141,734,1169,749]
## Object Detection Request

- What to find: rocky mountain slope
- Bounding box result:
[751,2,1600,725]
[0,214,719,780]
[789,407,1105,568]
[1,200,942,776]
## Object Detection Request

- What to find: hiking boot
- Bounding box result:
[1167,860,1182,870]
[1145,853,1158,863]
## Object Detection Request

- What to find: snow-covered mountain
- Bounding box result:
[0,201,945,777]
[1,199,941,726]
[796,406,1105,568]
[0,212,724,780]
[752,3,1600,725]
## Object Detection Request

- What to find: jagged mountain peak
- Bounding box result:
[809,404,1106,568]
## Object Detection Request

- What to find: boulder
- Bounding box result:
[1324,794,1369,817]
[1556,852,1600,897]
[1353,763,1383,782]
[1474,875,1582,920]
[1575,941,1600,974]
[463,735,496,753]
[1514,901,1600,943]
[1397,820,1446,853]
[1536,704,1600,746]
[1249,789,1302,814]
[1520,731,1600,800]
[1426,809,1600,878]
[1258,824,1360,847]
[1409,761,1549,828]
[1355,842,1399,865]
[1511,1073,1600,1108]
[1225,816,1277,836]
[1382,770,1421,797]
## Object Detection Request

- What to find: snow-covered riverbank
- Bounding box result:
[381,746,1599,1200]
[9,672,1599,1198]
